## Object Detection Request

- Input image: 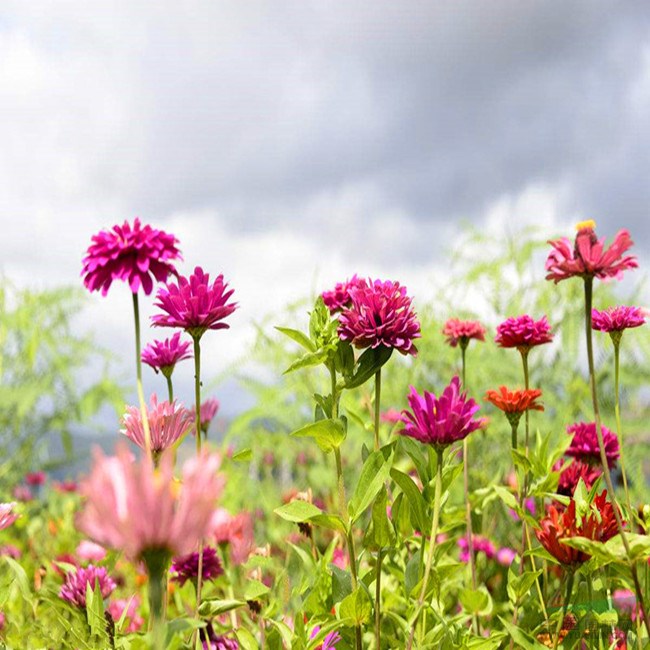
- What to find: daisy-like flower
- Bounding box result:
[121,395,193,456]
[107,596,144,633]
[152,266,237,339]
[82,218,181,296]
[592,306,646,346]
[535,491,620,566]
[565,421,620,469]
[170,545,223,586]
[495,315,554,352]
[556,459,602,497]
[399,377,486,449]
[442,318,486,348]
[141,332,192,377]
[545,220,638,284]
[59,564,116,608]
[190,398,220,435]
[322,274,365,313]
[0,503,18,531]
[210,508,255,566]
[338,278,421,356]
[77,445,225,561]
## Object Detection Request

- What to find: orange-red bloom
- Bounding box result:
[484,387,544,414]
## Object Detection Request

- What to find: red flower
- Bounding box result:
[495,315,553,351]
[484,387,544,414]
[442,318,486,348]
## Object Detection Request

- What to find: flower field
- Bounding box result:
[0,219,649,649]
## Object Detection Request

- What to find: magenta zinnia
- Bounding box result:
[141,332,192,376]
[121,395,193,455]
[82,218,181,296]
[592,306,646,334]
[566,421,620,469]
[495,315,553,351]
[322,274,364,313]
[152,266,237,339]
[442,318,486,348]
[59,564,116,608]
[77,445,225,561]
[171,545,223,586]
[338,278,421,355]
[556,459,602,497]
[399,376,485,449]
[0,504,18,531]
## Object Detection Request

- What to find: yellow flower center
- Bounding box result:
[575,219,596,231]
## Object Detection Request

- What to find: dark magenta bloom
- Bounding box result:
[338,278,421,356]
[442,318,486,348]
[495,315,553,351]
[399,377,485,449]
[141,332,192,375]
[592,306,646,333]
[59,564,116,608]
[152,266,237,338]
[322,274,365,313]
[82,218,181,296]
[565,421,620,469]
[25,471,46,487]
[202,623,240,650]
[171,545,223,586]
[557,459,602,497]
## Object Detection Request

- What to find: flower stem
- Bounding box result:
[132,293,152,458]
[551,570,574,650]
[374,369,381,452]
[192,335,205,624]
[583,277,650,638]
[166,374,174,403]
[373,369,383,650]
[144,550,170,650]
[613,341,633,519]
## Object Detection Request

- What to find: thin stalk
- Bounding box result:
[510,421,518,450]
[613,341,633,518]
[192,335,205,622]
[374,369,381,452]
[374,369,383,649]
[132,293,152,458]
[552,571,574,650]
[583,277,650,638]
[144,551,170,650]
[166,374,174,403]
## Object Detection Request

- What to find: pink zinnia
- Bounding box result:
[121,395,193,455]
[152,266,237,339]
[82,218,181,296]
[0,503,18,531]
[107,596,144,633]
[458,535,496,562]
[141,332,192,376]
[25,471,46,486]
[556,459,602,497]
[59,564,116,608]
[190,398,220,433]
[495,315,553,351]
[76,540,107,563]
[338,278,421,356]
[546,221,638,284]
[398,377,486,449]
[565,421,620,469]
[592,306,645,334]
[171,545,223,586]
[442,318,486,348]
[210,508,255,566]
[77,445,225,561]
[321,274,365,313]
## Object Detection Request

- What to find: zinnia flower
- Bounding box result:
[152,266,237,339]
[399,377,486,449]
[25,471,46,486]
[442,318,486,348]
[322,274,365,313]
[310,626,342,650]
[484,387,543,414]
[210,508,255,566]
[107,596,144,633]
[545,220,638,284]
[338,278,421,356]
[592,306,645,336]
[76,540,107,563]
[77,445,225,561]
[121,395,193,456]
[565,421,619,469]
[201,623,240,650]
[0,504,18,531]
[190,397,220,435]
[82,218,181,296]
[59,564,116,608]
[495,315,553,351]
[535,491,620,565]
[141,332,192,376]
[556,459,602,497]
[171,546,223,586]
[458,535,496,562]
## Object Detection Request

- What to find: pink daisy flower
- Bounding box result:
[495,315,553,351]
[565,421,620,469]
[141,332,192,376]
[59,564,116,608]
[76,540,107,563]
[442,318,486,348]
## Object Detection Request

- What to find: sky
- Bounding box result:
[1,1,650,420]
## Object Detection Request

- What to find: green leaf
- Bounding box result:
[366,486,395,549]
[235,627,259,650]
[274,500,323,523]
[244,579,270,601]
[275,326,316,352]
[507,568,542,605]
[283,350,329,375]
[198,599,246,617]
[348,448,393,522]
[344,346,393,389]
[459,586,490,614]
[3,556,31,603]
[290,418,346,453]
[86,580,105,638]
[498,617,548,650]
[491,485,518,511]
[339,586,372,625]
[390,467,428,533]
[310,513,348,534]
[330,564,353,603]
[405,549,422,597]
[232,448,252,462]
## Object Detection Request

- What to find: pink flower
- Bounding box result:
[171,545,223,586]
[25,471,46,486]
[331,548,348,570]
[55,480,78,493]
[77,445,225,561]
[442,318,486,348]
[495,315,553,351]
[121,395,193,455]
[12,486,32,502]
[338,278,421,356]
[107,596,144,633]
[0,544,21,559]
[82,218,181,296]
[496,547,517,566]
[59,564,116,608]
[565,421,619,469]
[211,508,255,566]
[0,503,18,530]
[398,377,486,449]
[152,266,237,339]
[76,540,107,563]
[141,332,192,376]
[190,398,220,433]
[322,274,365,313]
[380,408,402,424]
[310,626,342,650]
[458,535,496,562]
[592,306,645,333]
[613,589,637,620]
[556,459,602,497]
[546,221,637,284]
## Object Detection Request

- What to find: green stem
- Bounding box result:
[373,369,383,649]
[132,293,152,458]
[166,374,174,403]
[192,335,205,622]
[374,369,381,452]
[583,277,650,638]
[511,421,518,450]
[552,571,574,650]
[613,341,634,519]
[144,551,170,650]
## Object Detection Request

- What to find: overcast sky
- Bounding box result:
[1,1,650,418]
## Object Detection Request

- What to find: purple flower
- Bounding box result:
[171,546,224,586]
[495,315,553,351]
[152,266,237,339]
[398,377,486,449]
[322,274,365,313]
[338,278,421,356]
[565,421,620,469]
[202,623,239,650]
[592,306,646,334]
[82,218,181,296]
[310,626,342,650]
[59,565,116,608]
[141,332,192,376]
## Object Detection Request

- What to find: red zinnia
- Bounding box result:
[592,306,645,334]
[556,459,602,497]
[495,315,553,351]
[442,318,486,348]
[565,421,619,469]
[484,387,544,414]
[82,218,181,296]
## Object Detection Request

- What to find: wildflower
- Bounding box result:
[458,535,495,562]
[189,398,220,435]
[535,491,620,566]
[496,547,517,566]
[338,278,421,356]
[613,589,637,620]
[82,218,181,296]
[25,471,46,486]
[495,315,553,352]
[556,459,602,497]
[399,377,486,450]
[76,540,107,563]
[310,626,342,650]
[141,332,192,377]
[107,596,144,633]
[152,266,237,339]
[484,387,543,429]
[545,220,637,284]
[59,564,116,608]
[592,306,646,333]
[210,508,255,566]
[0,504,18,531]
[121,395,193,456]
[171,546,223,586]
[77,444,225,561]
[566,421,620,469]
[442,318,486,348]
[322,274,364,313]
